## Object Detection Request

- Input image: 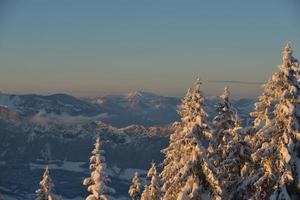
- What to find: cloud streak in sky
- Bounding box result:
[205,80,264,85]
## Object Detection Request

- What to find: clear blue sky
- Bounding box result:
[0,0,299,98]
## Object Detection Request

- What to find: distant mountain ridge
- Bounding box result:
[0,91,255,127]
[0,91,256,199]
[0,93,102,117]
[90,91,181,127]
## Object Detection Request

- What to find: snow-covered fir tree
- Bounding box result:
[236,43,300,200]
[213,87,240,132]
[160,78,222,200]
[215,126,251,200]
[209,86,240,152]
[208,87,250,199]
[36,166,55,200]
[83,136,114,200]
[250,81,275,129]
[141,185,151,200]
[128,172,142,200]
[140,162,161,200]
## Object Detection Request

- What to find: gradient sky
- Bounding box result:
[0,0,299,98]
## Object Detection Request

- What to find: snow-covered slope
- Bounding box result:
[0,91,256,199]
[0,91,255,127]
[90,91,255,127]
[90,91,180,127]
[0,93,102,117]
[0,118,171,200]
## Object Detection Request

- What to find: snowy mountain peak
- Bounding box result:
[125,91,160,100]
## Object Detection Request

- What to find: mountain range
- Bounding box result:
[0,91,255,199]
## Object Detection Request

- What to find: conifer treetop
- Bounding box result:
[35,166,54,200]
[140,162,161,200]
[251,42,300,129]
[128,172,142,200]
[237,42,300,200]
[161,79,222,200]
[147,162,157,178]
[194,77,202,92]
[220,86,230,100]
[281,42,298,68]
[41,166,53,191]
[141,185,151,200]
[83,136,113,200]
[212,86,240,133]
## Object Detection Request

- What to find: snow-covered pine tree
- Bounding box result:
[209,86,240,153]
[217,127,251,200]
[141,162,161,200]
[147,162,161,200]
[83,136,114,200]
[128,172,142,200]
[36,166,55,200]
[208,87,250,199]
[160,78,222,200]
[250,81,275,129]
[213,87,240,133]
[236,43,300,200]
[141,185,151,200]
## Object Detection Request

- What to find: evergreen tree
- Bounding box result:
[250,82,274,129]
[83,136,114,200]
[141,162,161,200]
[212,86,240,134]
[128,172,142,200]
[35,166,55,200]
[160,79,222,200]
[236,43,300,200]
[141,185,151,200]
[219,128,251,200]
[209,86,241,155]
[208,87,250,199]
